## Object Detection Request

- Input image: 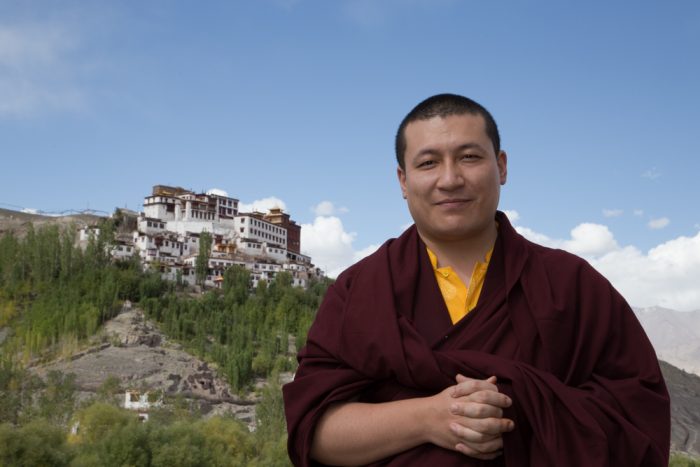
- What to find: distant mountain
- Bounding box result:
[634,306,700,377]
[0,207,104,237]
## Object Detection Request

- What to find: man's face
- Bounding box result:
[397,113,507,244]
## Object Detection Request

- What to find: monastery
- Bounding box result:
[79,185,323,288]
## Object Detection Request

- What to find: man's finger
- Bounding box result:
[451,377,499,397]
[450,401,504,419]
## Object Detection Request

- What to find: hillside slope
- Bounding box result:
[30,303,271,428]
[661,360,700,457]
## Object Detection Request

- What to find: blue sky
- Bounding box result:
[1,0,699,310]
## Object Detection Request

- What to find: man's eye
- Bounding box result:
[417,160,435,168]
[461,154,480,161]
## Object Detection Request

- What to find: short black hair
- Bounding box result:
[395,93,501,170]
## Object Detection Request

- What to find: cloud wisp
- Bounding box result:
[238,197,287,213]
[603,209,623,218]
[648,217,670,230]
[312,201,349,217]
[641,167,662,180]
[0,21,86,118]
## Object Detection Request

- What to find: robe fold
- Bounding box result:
[283,211,670,466]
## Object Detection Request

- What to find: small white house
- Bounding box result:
[123,390,162,422]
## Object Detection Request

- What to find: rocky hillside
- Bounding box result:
[661,360,700,457]
[30,303,291,429]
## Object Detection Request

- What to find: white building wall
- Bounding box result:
[138,217,167,235]
[78,227,100,243]
[234,215,286,248]
[263,245,287,262]
[143,195,178,221]
[111,244,135,260]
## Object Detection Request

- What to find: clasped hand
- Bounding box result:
[428,374,515,460]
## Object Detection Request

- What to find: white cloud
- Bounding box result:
[312,201,349,217]
[648,217,670,230]
[602,209,623,218]
[0,22,86,118]
[206,188,229,197]
[514,226,555,246]
[301,216,355,277]
[238,197,287,213]
[591,233,700,312]
[633,209,644,217]
[300,214,379,277]
[503,210,520,223]
[641,168,661,180]
[515,221,700,311]
[516,223,618,257]
[563,223,619,257]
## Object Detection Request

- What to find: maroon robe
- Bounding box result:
[284,212,670,466]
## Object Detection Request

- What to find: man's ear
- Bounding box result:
[497,151,508,185]
[397,166,407,199]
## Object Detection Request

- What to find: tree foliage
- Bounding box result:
[142,271,331,392]
[0,221,334,465]
[0,223,166,359]
[195,232,213,286]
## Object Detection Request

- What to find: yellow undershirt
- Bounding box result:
[427,246,494,324]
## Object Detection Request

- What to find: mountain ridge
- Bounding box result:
[634,306,700,376]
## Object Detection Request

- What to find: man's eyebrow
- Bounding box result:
[454,142,488,153]
[414,142,487,158]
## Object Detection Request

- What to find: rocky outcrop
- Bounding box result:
[32,305,264,428]
[661,360,700,457]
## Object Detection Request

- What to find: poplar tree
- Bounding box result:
[195,232,212,286]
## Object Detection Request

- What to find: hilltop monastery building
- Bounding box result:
[82,185,322,288]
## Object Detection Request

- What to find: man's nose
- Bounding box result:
[436,162,464,190]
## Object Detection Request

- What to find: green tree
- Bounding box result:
[670,453,700,467]
[150,421,211,467]
[96,375,123,403]
[0,420,72,467]
[199,417,255,466]
[36,370,77,426]
[195,232,213,286]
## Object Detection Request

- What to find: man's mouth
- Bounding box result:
[435,198,472,206]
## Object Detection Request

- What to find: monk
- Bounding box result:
[283,94,670,466]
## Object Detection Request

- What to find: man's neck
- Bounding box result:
[419,222,497,281]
